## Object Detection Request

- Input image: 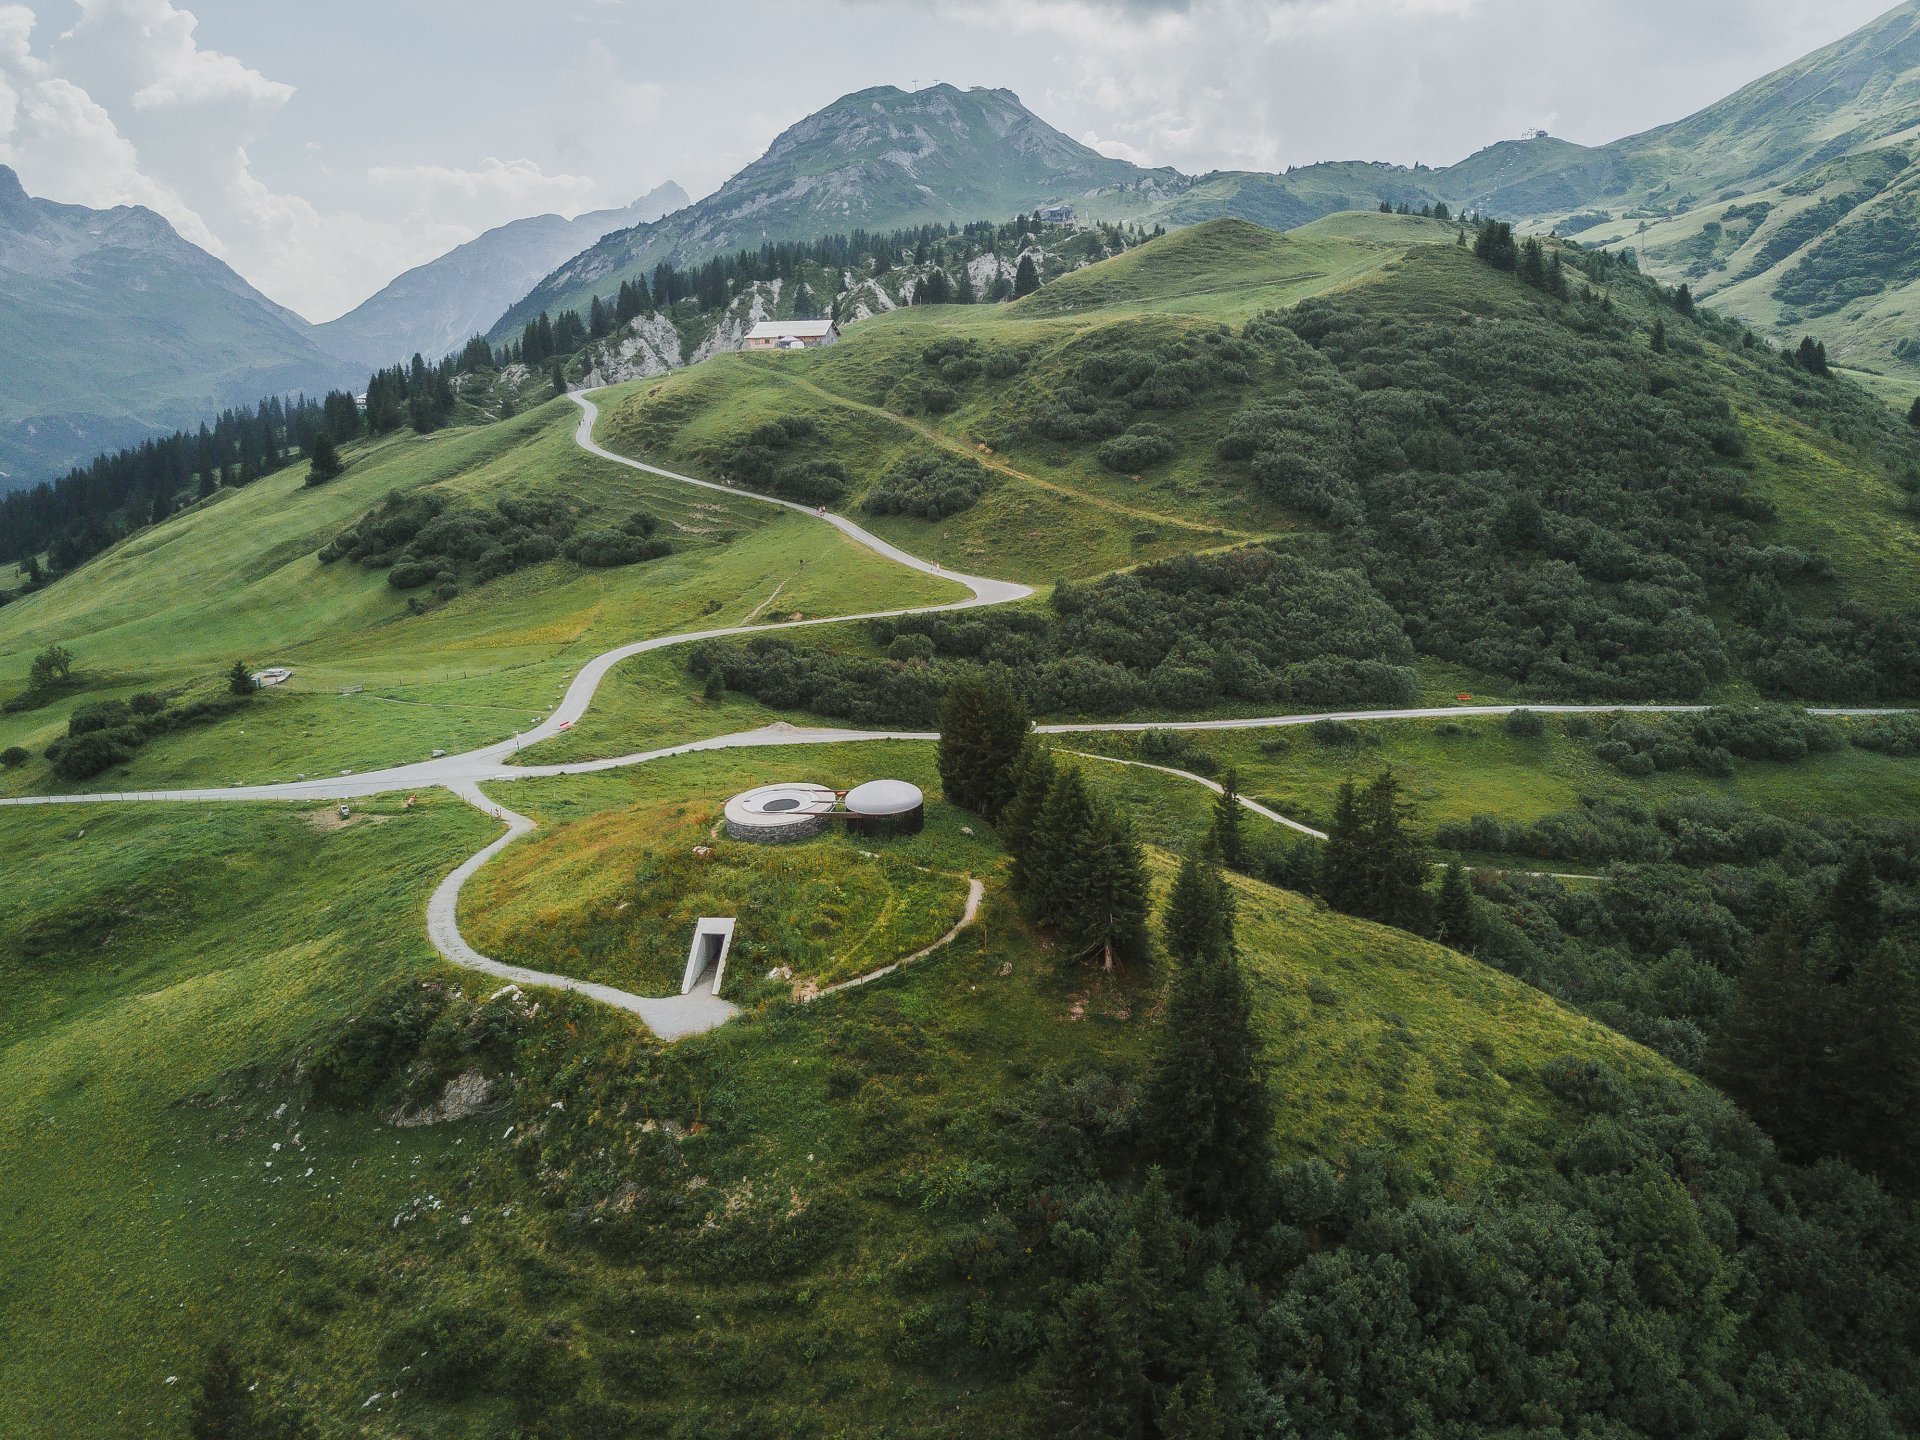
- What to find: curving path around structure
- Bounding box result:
[1,388,1910,1037]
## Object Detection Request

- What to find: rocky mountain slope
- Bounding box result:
[498,9,1920,381]
[493,85,1173,337]
[312,181,687,367]
[0,166,360,491]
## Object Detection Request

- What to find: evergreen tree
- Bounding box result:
[187,1342,255,1440]
[1143,854,1272,1230]
[1041,1232,1152,1439]
[1834,939,1920,1192]
[936,674,1030,819]
[1709,915,1833,1161]
[1473,220,1518,271]
[1013,254,1042,299]
[1435,861,1477,949]
[1209,768,1245,872]
[1651,318,1668,354]
[1908,395,1920,429]
[1673,283,1695,316]
[1029,764,1098,930]
[792,280,822,319]
[1000,742,1060,907]
[305,434,343,486]
[228,660,255,696]
[1316,771,1426,931]
[1316,779,1368,917]
[1519,237,1547,289]
[1057,804,1152,972]
[551,362,568,396]
[1825,847,1883,973]
[955,265,978,304]
[1797,336,1831,376]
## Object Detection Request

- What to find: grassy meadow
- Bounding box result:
[0,398,959,797]
[0,734,1678,1436]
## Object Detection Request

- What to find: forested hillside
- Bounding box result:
[593,217,1920,721]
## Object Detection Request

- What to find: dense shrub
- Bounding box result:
[862,451,994,519]
[1853,713,1920,757]
[0,745,27,768]
[41,687,247,779]
[1032,327,1257,443]
[1588,705,1844,777]
[321,491,675,592]
[563,510,672,567]
[1504,708,1546,737]
[1134,247,1920,703]
[695,543,1417,724]
[1095,424,1178,473]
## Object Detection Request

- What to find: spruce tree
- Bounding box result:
[936,674,1031,820]
[1041,1232,1152,1438]
[1316,771,1426,931]
[187,1342,255,1440]
[1834,939,1920,1192]
[1315,779,1368,917]
[1058,804,1152,972]
[1001,743,1060,908]
[1908,395,1920,429]
[1029,764,1098,930]
[1013,254,1042,299]
[551,362,568,396]
[1826,846,1883,974]
[1143,854,1273,1231]
[955,265,978,304]
[1209,768,1245,872]
[1673,282,1695,316]
[1709,915,1833,1161]
[305,434,342,485]
[227,660,255,697]
[1360,770,1427,930]
[1435,861,1476,949]
[1651,318,1668,354]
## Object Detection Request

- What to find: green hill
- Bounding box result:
[0,399,958,799]
[3,203,1920,1436]
[0,743,1743,1435]
[545,216,1920,761]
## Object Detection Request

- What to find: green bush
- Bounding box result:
[862,451,993,519]
[0,745,27,768]
[1096,424,1179,473]
[1504,709,1546,738]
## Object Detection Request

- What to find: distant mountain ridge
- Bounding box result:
[312,181,687,367]
[491,84,1175,337]
[0,165,361,492]
[494,10,1920,381]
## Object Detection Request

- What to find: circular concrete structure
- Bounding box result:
[724,782,836,843]
[844,778,926,838]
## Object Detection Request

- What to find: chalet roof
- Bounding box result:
[745,318,837,340]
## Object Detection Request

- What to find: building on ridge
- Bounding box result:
[741,319,840,351]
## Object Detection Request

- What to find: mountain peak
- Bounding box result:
[0,165,34,227]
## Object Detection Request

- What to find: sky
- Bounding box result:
[0,0,1902,321]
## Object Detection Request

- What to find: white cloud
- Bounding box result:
[367,155,599,220]
[0,3,218,247]
[67,0,293,112]
[1082,129,1154,166]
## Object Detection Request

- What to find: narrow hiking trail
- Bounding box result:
[2,389,1908,1036]
[748,363,1258,542]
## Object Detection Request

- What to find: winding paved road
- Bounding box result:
[2,389,1907,1036]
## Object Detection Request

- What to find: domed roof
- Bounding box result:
[844,778,924,816]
